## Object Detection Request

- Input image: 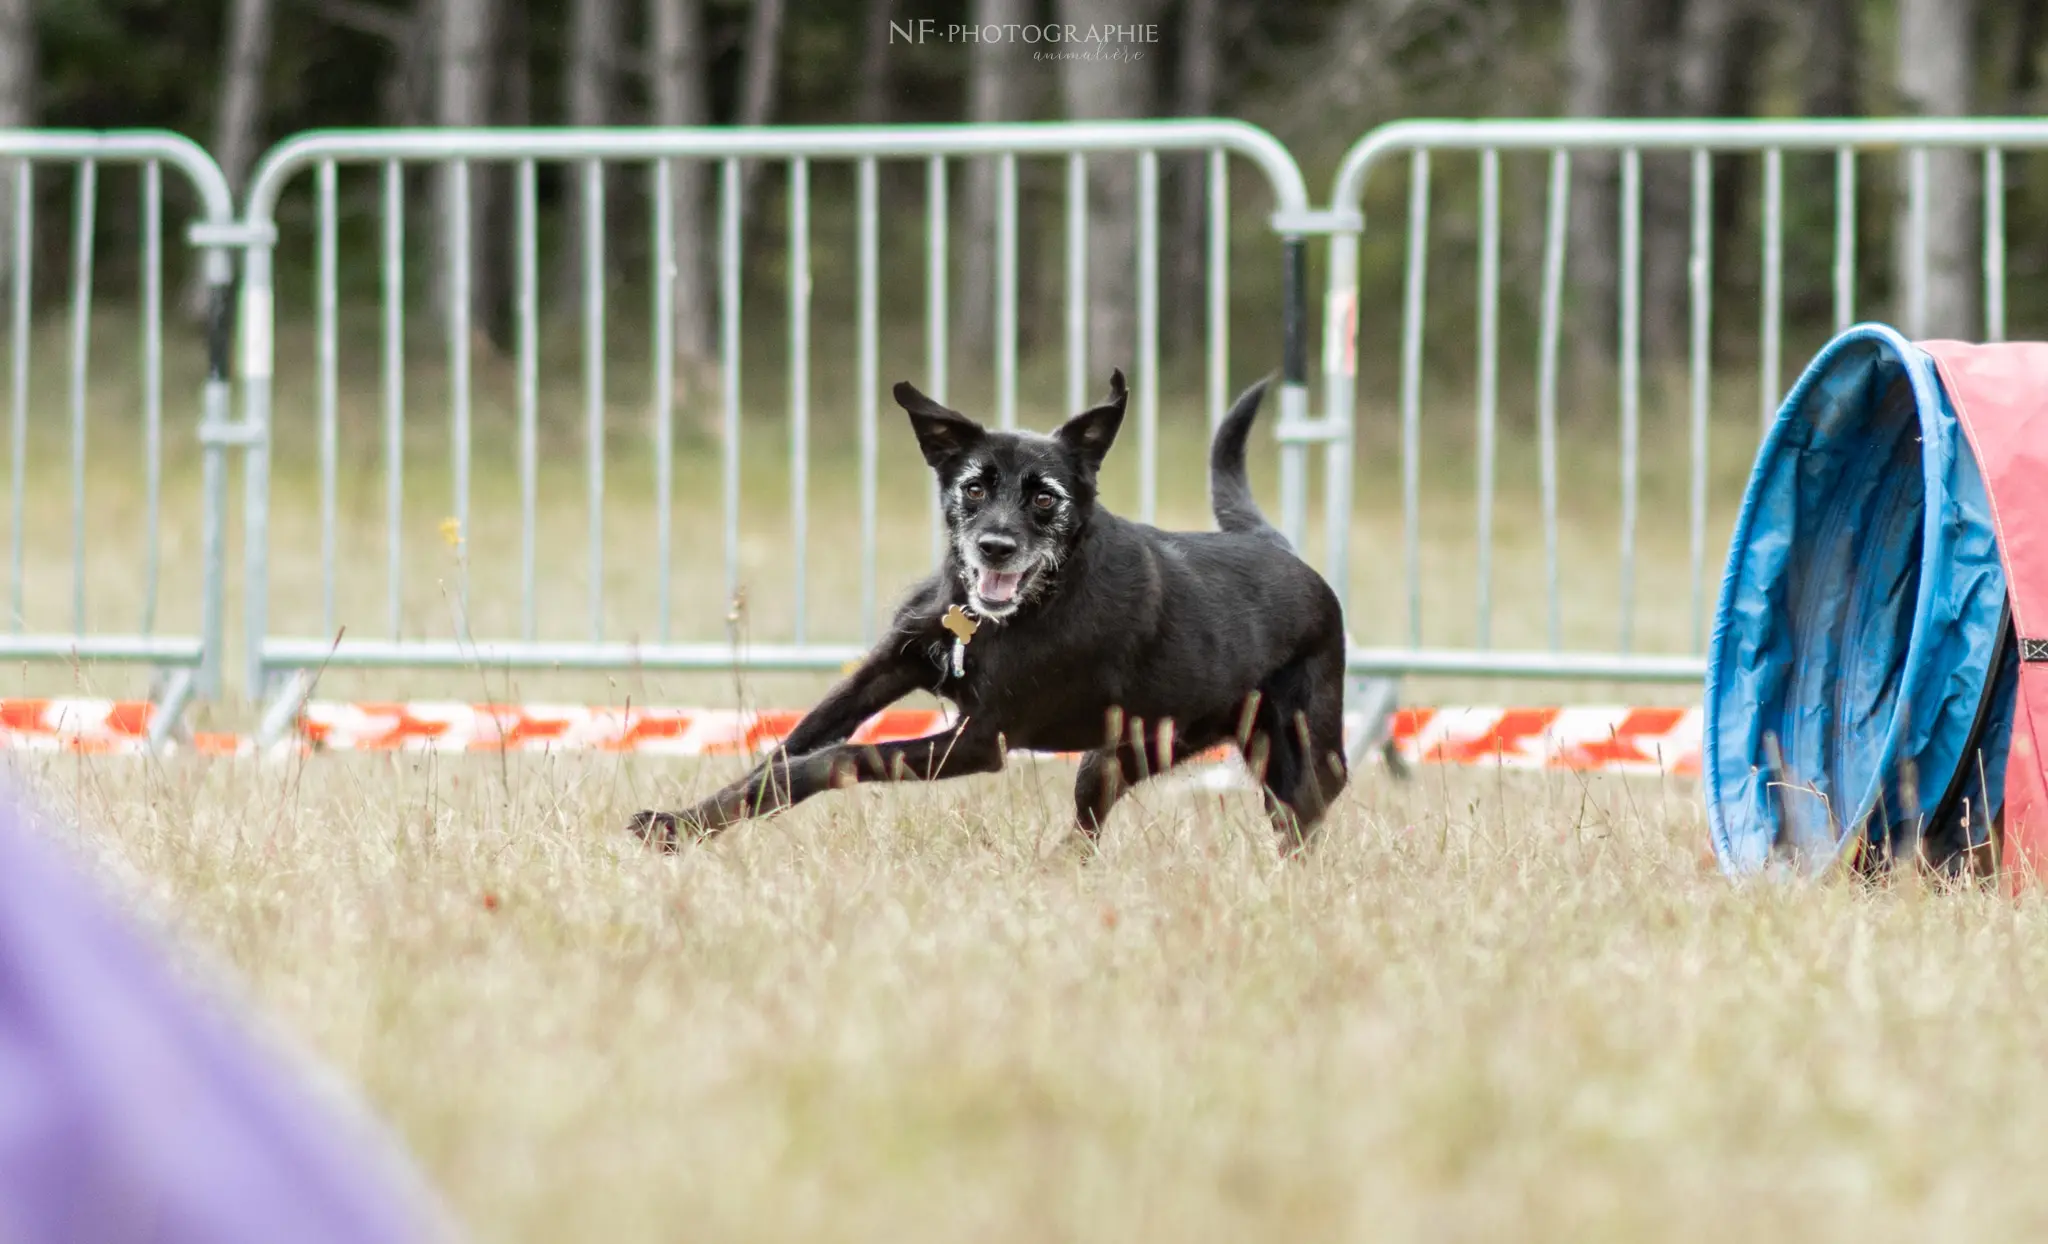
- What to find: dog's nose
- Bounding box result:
[976,533,1019,562]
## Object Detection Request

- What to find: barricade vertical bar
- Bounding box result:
[1760,147,1782,430]
[788,156,810,642]
[857,156,879,640]
[997,153,1017,431]
[1689,148,1713,650]
[1137,150,1158,526]
[1618,147,1640,654]
[140,161,161,636]
[1206,148,1227,431]
[382,161,403,640]
[720,158,742,609]
[1323,219,1359,620]
[7,161,27,633]
[925,155,946,564]
[1905,147,1929,337]
[240,205,275,700]
[316,159,338,635]
[1984,148,2005,344]
[651,160,674,641]
[1398,150,1429,648]
[1278,236,1308,550]
[195,191,234,706]
[449,160,471,613]
[1834,148,1856,331]
[1475,147,1500,651]
[1065,154,1086,415]
[68,160,95,636]
[582,159,605,642]
[1535,150,1567,652]
[516,159,539,640]
[1321,173,1353,626]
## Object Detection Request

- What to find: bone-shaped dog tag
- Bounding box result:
[942,605,977,678]
[941,605,978,641]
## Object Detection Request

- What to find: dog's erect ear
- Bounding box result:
[1054,368,1127,474]
[893,381,986,470]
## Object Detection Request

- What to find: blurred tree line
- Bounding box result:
[0,0,2037,384]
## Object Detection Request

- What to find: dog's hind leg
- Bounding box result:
[1074,713,1231,839]
[1243,651,1350,856]
[1073,749,1130,839]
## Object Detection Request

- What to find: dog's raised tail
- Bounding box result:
[1210,375,1283,541]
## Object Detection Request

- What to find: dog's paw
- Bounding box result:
[625,809,687,852]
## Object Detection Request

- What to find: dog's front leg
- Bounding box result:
[628,648,929,848]
[632,724,1005,849]
[777,650,928,758]
[720,650,928,798]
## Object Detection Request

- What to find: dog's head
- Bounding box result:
[891,369,1127,621]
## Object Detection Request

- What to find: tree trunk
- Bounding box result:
[384,0,437,124]
[734,0,787,218]
[856,0,897,124]
[183,0,274,318]
[434,0,499,334]
[483,0,527,349]
[1801,0,1859,117]
[1640,0,1750,365]
[557,0,619,307]
[1057,0,1152,376]
[651,0,713,368]
[212,0,274,200]
[567,0,620,129]
[497,0,528,129]
[1563,0,1638,368]
[1168,0,1220,351]
[0,0,34,292]
[958,0,1032,357]
[1895,0,1978,338]
[1705,6,1768,270]
[2008,0,2048,111]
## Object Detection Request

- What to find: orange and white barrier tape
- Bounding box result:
[0,698,241,756]
[294,703,958,755]
[1393,705,1701,776]
[0,698,1703,775]
[0,699,158,753]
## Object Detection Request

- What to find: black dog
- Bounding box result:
[629,369,1350,853]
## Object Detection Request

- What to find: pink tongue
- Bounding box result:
[977,568,1022,603]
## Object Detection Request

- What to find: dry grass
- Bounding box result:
[15,750,2048,1243]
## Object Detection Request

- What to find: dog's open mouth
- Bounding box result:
[976,567,1025,605]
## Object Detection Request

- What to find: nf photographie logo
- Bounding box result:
[891,20,1160,60]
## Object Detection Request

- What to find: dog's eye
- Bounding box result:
[1032,492,1058,512]
[962,483,986,502]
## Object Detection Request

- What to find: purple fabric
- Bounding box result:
[0,792,450,1244]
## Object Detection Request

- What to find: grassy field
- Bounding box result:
[14,311,2037,1242]
[16,749,2048,1242]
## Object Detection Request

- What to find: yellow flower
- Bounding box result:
[440,517,463,548]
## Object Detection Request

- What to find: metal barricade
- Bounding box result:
[234,123,1322,740]
[0,132,240,743]
[1321,118,2048,685]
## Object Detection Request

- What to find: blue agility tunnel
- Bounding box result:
[1705,324,2023,877]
